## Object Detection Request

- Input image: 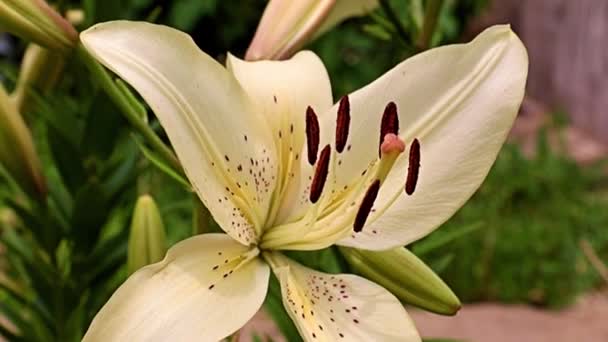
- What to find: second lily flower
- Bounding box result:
[80,21,527,341]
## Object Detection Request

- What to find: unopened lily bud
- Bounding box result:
[339,246,461,315]
[12,43,65,113]
[0,84,46,197]
[0,208,20,230]
[0,0,77,53]
[246,0,378,61]
[128,195,167,275]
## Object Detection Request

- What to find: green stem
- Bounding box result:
[75,44,182,172]
[416,0,444,51]
[379,0,411,45]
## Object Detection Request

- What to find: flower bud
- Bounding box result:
[0,0,77,53]
[0,208,20,230]
[128,195,167,275]
[339,246,461,315]
[0,84,46,197]
[246,0,378,61]
[12,43,65,114]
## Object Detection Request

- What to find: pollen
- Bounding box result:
[353,179,381,232]
[306,106,321,165]
[309,144,331,203]
[335,95,350,153]
[405,138,420,195]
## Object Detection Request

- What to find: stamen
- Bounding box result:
[405,138,420,195]
[309,144,331,203]
[306,106,320,165]
[335,96,350,153]
[379,102,399,156]
[353,180,381,232]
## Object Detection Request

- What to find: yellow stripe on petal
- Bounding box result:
[227,51,333,228]
[84,234,269,342]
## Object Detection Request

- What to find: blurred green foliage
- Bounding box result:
[413,129,608,308]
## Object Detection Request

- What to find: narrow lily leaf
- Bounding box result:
[133,137,191,190]
[412,221,482,255]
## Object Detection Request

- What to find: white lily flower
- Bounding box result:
[80,21,527,341]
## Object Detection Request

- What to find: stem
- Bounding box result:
[379,0,411,45]
[75,44,182,172]
[416,0,444,51]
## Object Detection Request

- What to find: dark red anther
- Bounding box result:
[306,106,320,165]
[405,138,420,195]
[309,145,331,203]
[379,102,399,156]
[335,96,350,153]
[353,180,381,233]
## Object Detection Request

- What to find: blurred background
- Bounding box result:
[1,0,608,341]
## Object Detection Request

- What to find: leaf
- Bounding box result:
[134,137,191,190]
[70,181,110,251]
[81,91,126,160]
[47,124,86,193]
[412,222,483,255]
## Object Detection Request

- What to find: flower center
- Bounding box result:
[260,98,421,250]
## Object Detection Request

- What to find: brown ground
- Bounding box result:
[241,292,608,341]
[411,292,608,342]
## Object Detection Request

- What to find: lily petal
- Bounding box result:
[227,51,333,226]
[321,25,528,250]
[84,234,269,342]
[81,21,278,244]
[265,252,420,342]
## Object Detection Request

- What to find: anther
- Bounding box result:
[379,102,399,155]
[353,179,381,232]
[306,106,320,165]
[309,144,331,203]
[405,138,420,195]
[335,96,350,153]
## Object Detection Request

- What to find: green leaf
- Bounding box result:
[82,91,126,160]
[412,222,482,255]
[134,138,191,190]
[71,181,110,251]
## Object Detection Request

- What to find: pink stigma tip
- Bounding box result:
[380,134,405,155]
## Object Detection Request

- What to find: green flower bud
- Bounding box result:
[128,195,167,275]
[0,0,77,53]
[0,208,20,230]
[12,43,65,114]
[339,246,461,315]
[0,84,46,197]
